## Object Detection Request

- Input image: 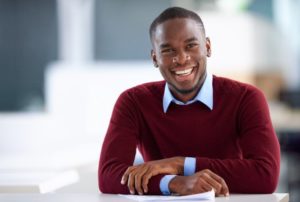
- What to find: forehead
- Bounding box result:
[152,18,203,46]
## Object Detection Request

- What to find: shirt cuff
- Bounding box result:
[184,157,196,176]
[159,175,176,195]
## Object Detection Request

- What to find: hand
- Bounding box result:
[169,169,229,196]
[121,157,184,195]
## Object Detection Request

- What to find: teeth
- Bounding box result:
[175,68,193,75]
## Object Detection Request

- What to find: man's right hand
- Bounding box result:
[169,169,229,196]
[121,157,184,195]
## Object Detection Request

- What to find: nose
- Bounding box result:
[172,51,190,65]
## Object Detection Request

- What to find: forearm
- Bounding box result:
[186,127,280,193]
[120,156,185,195]
[98,162,129,194]
[192,88,281,193]
[168,170,229,196]
[217,86,281,193]
[195,156,280,193]
[99,162,164,194]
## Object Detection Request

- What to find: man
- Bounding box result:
[98,7,280,196]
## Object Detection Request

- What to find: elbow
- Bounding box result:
[254,180,278,194]
[235,161,280,193]
[237,174,279,194]
[98,175,115,194]
[98,184,111,194]
[98,162,115,194]
[98,170,127,194]
[257,154,280,193]
[98,173,105,193]
[98,177,106,193]
[98,159,130,194]
[98,178,128,194]
[256,165,280,193]
[98,172,115,194]
[260,175,279,194]
[98,167,110,193]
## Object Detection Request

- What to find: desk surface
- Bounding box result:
[0,193,289,202]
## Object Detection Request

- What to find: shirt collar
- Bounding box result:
[163,73,213,113]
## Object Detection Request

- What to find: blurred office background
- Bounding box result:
[0,0,299,201]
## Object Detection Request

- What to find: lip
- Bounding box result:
[171,65,196,74]
[172,65,197,82]
[174,67,193,75]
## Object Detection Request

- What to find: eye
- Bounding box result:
[186,43,198,49]
[161,48,175,54]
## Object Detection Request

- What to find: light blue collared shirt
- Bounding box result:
[163,73,213,113]
[160,73,214,195]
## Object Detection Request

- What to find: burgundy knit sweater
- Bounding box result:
[98,75,280,195]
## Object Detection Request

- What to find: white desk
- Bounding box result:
[0,193,289,202]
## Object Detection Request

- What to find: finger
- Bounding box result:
[134,166,149,195]
[142,167,153,193]
[121,166,136,185]
[139,165,160,194]
[128,172,136,194]
[204,170,229,196]
[201,173,222,195]
[198,177,215,192]
[220,179,230,196]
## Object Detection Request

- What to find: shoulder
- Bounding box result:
[213,75,263,97]
[119,80,165,102]
[113,81,165,116]
[213,75,268,111]
[213,75,270,119]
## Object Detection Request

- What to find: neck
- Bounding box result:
[172,89,199,103]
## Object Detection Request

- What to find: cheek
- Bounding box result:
[191,50,204,60]
[159,65,173,80]
[193,53,206,65]
[158,68,168,80]
[158,56,172,66]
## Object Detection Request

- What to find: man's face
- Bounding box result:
[151,18,211,102]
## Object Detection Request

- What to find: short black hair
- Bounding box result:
[149,7,206,41]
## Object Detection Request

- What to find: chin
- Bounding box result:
[174,84,199,95]
[177,89,195,95]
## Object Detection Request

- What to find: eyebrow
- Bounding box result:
[159,43,171,49]
[159,37,199,49]
[185,37,198,43]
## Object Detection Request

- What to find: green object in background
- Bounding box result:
[216,0,252,12]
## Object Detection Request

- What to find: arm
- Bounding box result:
[169,169,229,196]
[120,87,280,194]
[121,157,184,195]
[99,91,208,195]
[121,158,229,196]
[194,88,280,193]
[98,91,165,194]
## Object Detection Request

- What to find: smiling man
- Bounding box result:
[98,7,280,196]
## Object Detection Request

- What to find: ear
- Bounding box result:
[151,50,158,68]
[206,37,211,57]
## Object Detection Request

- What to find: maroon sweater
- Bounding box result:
[98,75,280,194]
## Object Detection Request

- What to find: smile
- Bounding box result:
[174,67,194,76]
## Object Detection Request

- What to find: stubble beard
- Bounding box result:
[169,69,207,96]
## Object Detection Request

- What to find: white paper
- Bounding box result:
[119,189,214,201]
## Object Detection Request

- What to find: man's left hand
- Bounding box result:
[121,157,184,195]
